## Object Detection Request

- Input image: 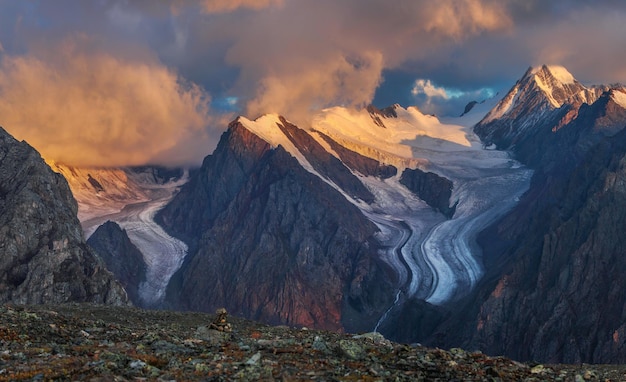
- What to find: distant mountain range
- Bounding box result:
[3,64,626,363]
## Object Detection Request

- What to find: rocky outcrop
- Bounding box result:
[0,127,128,305]
[461,101,479,117]
[88,221,146,306]
[365,104,398,127]
[158,122,394,332]
[400,168,456,218]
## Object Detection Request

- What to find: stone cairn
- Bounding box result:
[210,308,232,332]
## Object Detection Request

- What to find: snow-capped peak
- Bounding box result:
[532,65,576,85]
[481,64,587,124]
[236,114,286,148]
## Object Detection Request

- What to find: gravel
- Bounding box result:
[0,303,624,381]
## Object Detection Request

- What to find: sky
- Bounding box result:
[0,0,625,167]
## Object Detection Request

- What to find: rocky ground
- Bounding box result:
[0,304,624,381]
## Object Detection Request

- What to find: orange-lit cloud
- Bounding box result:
[200,0,283,13]
[245,51,383,123]
[419,0,512,40]
[220,0,512,125]
[1,1,625,167]
[0,37,220,168]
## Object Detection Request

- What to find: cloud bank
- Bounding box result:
[0,37,219,167]
[0,1,625,166]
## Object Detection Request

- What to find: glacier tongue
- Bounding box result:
[359,152,531,307]
[309,106,532,305]
[238,106,532,309]
[56,164,190,307]
[111,192,188,306]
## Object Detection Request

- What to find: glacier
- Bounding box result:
[51,163,190,307]
[54,99,531,317]
[241,104,532,321]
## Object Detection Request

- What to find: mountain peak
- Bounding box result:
[530,65,576,85]
[525,64,584,108]
[481,64,586,125]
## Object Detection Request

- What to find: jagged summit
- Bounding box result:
[474,64,614,150]
[481,64,588,125]
[531,64,575,84]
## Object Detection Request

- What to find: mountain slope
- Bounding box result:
[159,122,394,331]
[157,107,530,334]
[474,65,610,158]
[422,65,626,363]
[88,221,147,306]
[0,127,128,305]
[466,126,626,363]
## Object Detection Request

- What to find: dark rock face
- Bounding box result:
[0,127,128,305]
[158,122,394,331]
[424,79,626,363]
[276,117,376,203]
[461,101,478,117]
[400,168,456,218]
[456,126,626,364]
[88,221,146,306]
[315,131,397,179]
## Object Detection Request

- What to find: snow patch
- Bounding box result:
[611,89,626,109]
[311,105,490,172]
[533,73,562,108]
[481,88,519,124]
[546,65,576,84]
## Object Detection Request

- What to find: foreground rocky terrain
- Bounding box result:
[1,303,623,381]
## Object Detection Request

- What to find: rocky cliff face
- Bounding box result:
[0,127,128,305]
[158,122,394,331]
[424,70,626,363]
[454,124,626,364]
[88,221,147,306]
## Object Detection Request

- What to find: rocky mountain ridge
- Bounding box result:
[422,65,626,363]
[157,121,395,332]
[10,62,626,366]
[87,221,147,306]
[0,126,128,306]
